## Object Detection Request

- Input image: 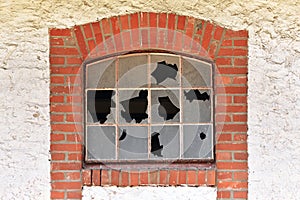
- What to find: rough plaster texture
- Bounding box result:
[0,0,299,199]
[82,186,217,200]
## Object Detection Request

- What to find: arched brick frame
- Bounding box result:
[50,12,248,199]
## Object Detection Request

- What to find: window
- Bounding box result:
[85,52,214,163]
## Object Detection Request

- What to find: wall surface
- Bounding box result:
[0,0,299,199]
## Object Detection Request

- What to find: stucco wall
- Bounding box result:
[0,0,299,199]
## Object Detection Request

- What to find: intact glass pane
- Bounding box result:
[118,126,148,160]
[86,58,116,88]
[182,125,213,159]
[87,126,116,160]
[182,57,211,87]
[150,125,180,159]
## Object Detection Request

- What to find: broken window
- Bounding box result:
[85,53,214,162]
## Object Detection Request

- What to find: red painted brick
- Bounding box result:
[187,170,196,185]
[140,12,149,27]
[92,170,101,186]
[52,181,81,190]
[67,191,82,199]
[51,172,65,180]
[159,170,168,185]
[51,191,65,199]
[140,171,148,185]
[101,170,110,185]
[50,144,82,152]
[50,29,71,36]
[169,170,178,185]
[149,13,157,27]
[197,170,205,185]
[217,162,248,170]
[178,170,186,185]
[167,13,176,30]
[177,15,186,30]
[51,153,65,161]
[207,170,216,186]
[130,171,139,186]
[83,24,93,39]
[82,169,91,186]
[216,152,232,160]
[120,15,130,30]
[158,13,167,28]
[130,13,139,29]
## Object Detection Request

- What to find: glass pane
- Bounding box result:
[119,90,149,124]
[87,126,116,160]
[150,54,180,87]
[118,126,148,160]
[150,125,180,159]
[151,89,180,123]
[86,90,116,124]
[86,58,116,88]
[182,125,213,159]
[118,55,148,88]
[182,57,211,87]
[183,89,211,123]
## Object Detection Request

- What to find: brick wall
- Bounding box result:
[50,12,248,199]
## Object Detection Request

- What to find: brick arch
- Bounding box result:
[50,12,248,200]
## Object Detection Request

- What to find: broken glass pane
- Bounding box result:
[151,89,180,123]
[150,54,180,87]
[86,90,116,124]
[118,126,148,160]
[183,89,211,123]
[119,90,148,124]
[118,55,148,88]
[86,58,116,88]
[150,125,180,159]
[182,57,211,87]
[87,126,116,160]
[182,125,213,159]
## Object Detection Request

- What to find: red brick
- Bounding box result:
[101,18,111,35]
[50,113,64,122]
[207,170,216,186]
[149,13,157,27]
[217,191,231,198]
[217,162,248,170]
[234,39,247,46]
[218,48,247,56]
[92,22,103,44]
[234,171,248,181]
[234,152,248,160]
[214,26,224,40]
[51,67,80,75]
[141,29,149,47]
[149,171,159,184]
[216,143,247,151]
[130,171,139,186]
[51,172,65,180]
[221,39,233,46]
[140,12,149,27]
[88,39,96,52]
[131,29,140,48]
[51,181,81,190]
[51,144,82,152]
[187,170,196,185]
[215,57,231,66]
[216,76,232,85]
[216,105,247,113]
[233,114,247,122]
[216,86,247,94]
[178,170,186,185]
[66,95,82,104]
[174,32,183,51]
[197,170,205,185]
[185,17,195,37]
[66,172,81,180]
[218,181,248,189]
[50,38,64,46]
[195,20,205,35]
[234,191,248,198]
[216,95,232,104]
[120,15,130,30]
[51,104,81,113]
[167,13,176,30]
[51,191,65,199]
[158,13,167,28]
[130,13,139,29]
[83,24,93,39]
[140,171,148,185]
[177,15,186,30]
[74,26,88,59]
[169,170,178,185]
[92,170,101,186]
[82,169,91,186]
[216,114,232,123]
[234,134,247,142]
[216,152,232,160]
[51,153,65,161]
[233,76,247,84]
[111,170,120,186]
[234,57,248,66]
[67,191,82,199]
[51,76,65,85]
[51,162,81,171]
[111,16,120,34]
[66,114,82,122]
[50,56,65,65]
[225,29,248,38]
[202,23,213,50]
[50,47,79,55]
[68,153,82,161]
[50,29,71,36]
[50,133,65,141]
[159,170,168,185]
[101,170,110,185]
[120,171,129,186]
[121,31,131,50]
[66,134,82,142]
[217,171,232,180]
[234,96,247,103]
